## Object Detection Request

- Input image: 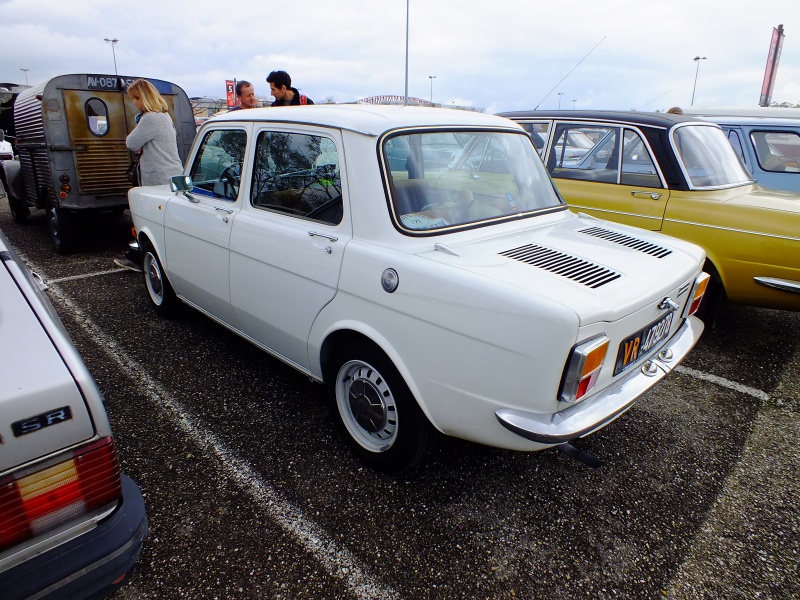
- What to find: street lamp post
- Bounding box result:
[558,92,563,109]
[691,55,706,106]
[104,38,119,76]
[572,99,577,109]
[20,68,30,85]
[428,75,436,105]
[404,0,409,106]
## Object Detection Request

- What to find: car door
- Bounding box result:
[545,123,669,231]
[164,125,249,325]
[229,127,350,370]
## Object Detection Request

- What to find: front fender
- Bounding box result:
[129,187,171,270]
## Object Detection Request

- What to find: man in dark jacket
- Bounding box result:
[267,70,314,106]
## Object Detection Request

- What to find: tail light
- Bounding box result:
[0,437,122,552]
[559,335,610,404]
[683,272,711,317]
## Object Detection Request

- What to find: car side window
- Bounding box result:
[250,131,343,225]
[726,129,748,167]
[520,123,549,156]
[188,129,247,200]
[548,124,619,183]
[750,130,800,173]
[619,129,662,188]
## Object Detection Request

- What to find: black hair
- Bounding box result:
[266,70,291,89]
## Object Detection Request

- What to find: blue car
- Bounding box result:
[685,108,800,193]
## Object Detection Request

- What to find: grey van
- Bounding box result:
[1,74,196,253]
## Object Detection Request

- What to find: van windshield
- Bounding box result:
[383,130,563,233]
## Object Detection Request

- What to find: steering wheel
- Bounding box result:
[219,165,240,198]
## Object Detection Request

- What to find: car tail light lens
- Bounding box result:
[0,437,122,552]
[683,272,711,317]
[559,335,610,404]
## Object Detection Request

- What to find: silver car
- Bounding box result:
[0,228,146,599]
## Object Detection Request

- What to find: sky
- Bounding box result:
[1,0,798,115]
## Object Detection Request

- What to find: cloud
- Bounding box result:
[1,0,797,111]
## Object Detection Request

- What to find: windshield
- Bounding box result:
[672,124,753,188]
[383,130,563,233]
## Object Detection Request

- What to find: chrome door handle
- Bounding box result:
[630,190,662,200]
[214,206,234,214]
[308,231,338,242]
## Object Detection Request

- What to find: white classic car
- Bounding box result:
[128,105,709,472]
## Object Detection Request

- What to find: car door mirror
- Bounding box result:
[170,175,193,192]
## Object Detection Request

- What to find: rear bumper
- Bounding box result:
[495,315,704,444]
[0,474,147,600]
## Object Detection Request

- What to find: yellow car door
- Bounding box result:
[548,125,669,231]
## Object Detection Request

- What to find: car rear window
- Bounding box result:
[672,125,753,188]
[383,129,563,233]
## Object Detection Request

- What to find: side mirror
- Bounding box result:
[170,175,193,192]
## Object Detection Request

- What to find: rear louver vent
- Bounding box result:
[578,227,672,258]
[500,244,621,288]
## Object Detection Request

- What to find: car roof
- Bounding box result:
[689,114,800,127]
[683,106,800,120]
[208,104,523,136]
[497,109,706,130]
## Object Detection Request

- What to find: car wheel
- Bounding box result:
[142,241,178,316]
[47,206,76,254]
[8,196,30,223]
[327,341,437,472]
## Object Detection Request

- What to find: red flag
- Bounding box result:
[226,80,236,107]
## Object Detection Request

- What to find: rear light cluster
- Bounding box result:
[684,272,711,317]
[559,336,610,404]
[58,173,71,198]
[0,437,122,552]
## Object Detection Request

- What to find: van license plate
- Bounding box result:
[613,312,674,375]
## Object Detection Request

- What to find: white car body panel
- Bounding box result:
[0,263,95,472]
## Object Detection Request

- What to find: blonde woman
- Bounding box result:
[125,79,183,186]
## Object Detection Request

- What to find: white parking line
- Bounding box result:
[675,365,770,402]
[48,267,130,283]
[31,267,401,600]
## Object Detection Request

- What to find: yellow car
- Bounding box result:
[501,110,800,311]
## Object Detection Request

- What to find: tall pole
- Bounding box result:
[558,92,563,109]
[691,55,706,106]
[104,38,119,76]
[404,0,409,106]
[428,75,436,105]
[20,68,30,85]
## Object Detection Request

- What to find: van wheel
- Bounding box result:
[8,197,30,223]
[47,207,76,254]
[141,241,179,316]
[326,340,437,472]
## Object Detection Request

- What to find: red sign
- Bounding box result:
[760,25,785,107]
[226,80,236,107]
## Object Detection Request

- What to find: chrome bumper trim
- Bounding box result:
[495,316,704,445]
[754,276,800,294]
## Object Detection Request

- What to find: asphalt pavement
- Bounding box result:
[1,201,798,599]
